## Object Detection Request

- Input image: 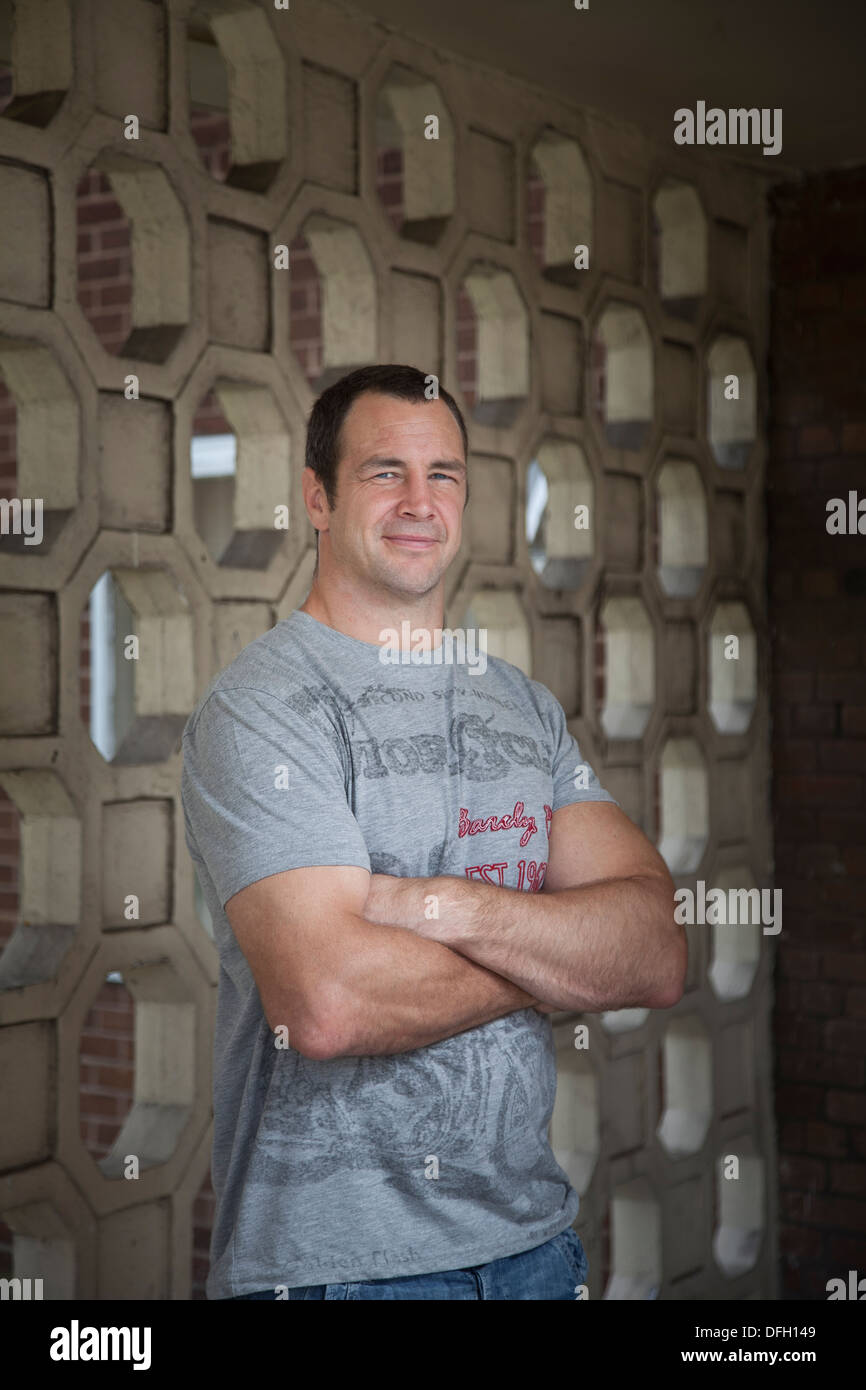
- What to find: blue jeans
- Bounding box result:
[228,1227,588,1300]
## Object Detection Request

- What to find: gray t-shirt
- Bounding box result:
[181,609,618,1298]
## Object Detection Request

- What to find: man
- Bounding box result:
[181,363,685,1301]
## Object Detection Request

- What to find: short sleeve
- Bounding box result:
[532,681,619,813]
[181,687,371,907]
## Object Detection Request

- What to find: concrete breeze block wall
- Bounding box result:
[0,0,775,1299]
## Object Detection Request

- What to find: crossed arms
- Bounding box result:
[224,800,686,1060]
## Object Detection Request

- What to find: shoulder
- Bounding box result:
[182,619,308,740]
[481,653,563,726]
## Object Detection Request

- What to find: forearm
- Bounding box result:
[326,915,539,1058]
[367,873,684,1012]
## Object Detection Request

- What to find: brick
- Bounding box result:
[795,281,840,311]
[779,1222,825,1261]
[796,920,865,951]
[825,1019,866,1055]
[779,1155,827,1190]
[800,571,840,600]
[842,422,866,453]
[777,773,862,807]
[797,424,837,456]
[778,949,821,980]
[818,674,866,703]
[842,846,866,875]
[842,707,866,737]
[846,988,866,1017]
[824,953,866,985]
[808,1195,866,1231]
[774,392,823,426]
[801,981,845,1014]
[792,703,836,735]
[774,673,815,707]
[826,1090,866,1125]
[820,740,866,772]
[823,879,866,911]
[830,1163,866,1196]
[827,1233,866,1266]
[771,739,817,773]
[778,1050,864,1089]
[774,1015,823,1050]
[819,810,866,844]
[783,1117,811,1150]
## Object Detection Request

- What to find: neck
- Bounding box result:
[300,574,446,648]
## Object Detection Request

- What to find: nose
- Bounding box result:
[395,471,436,518]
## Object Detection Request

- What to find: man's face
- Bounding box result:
[314,391,467,599]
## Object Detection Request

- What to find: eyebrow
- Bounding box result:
[356,455,467,475]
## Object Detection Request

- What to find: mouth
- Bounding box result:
[384,536,439,550]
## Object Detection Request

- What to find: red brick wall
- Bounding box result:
[0,377,16,496]
[75,169,133,355]
[526,162,545,268]
[288,233,323,387]
[78,981,135,1161]
[0,789,19,957]
[768,166,866,1297]
[377,145,404,235]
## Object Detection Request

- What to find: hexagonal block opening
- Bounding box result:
[527,128,593,286]
[714,1144,765,1277]
[599,1007,649,1033]
[527,439,594,590]
[604,1179,661,1300]
[79,970,135,1169]
[0,340,80,553]
[655,458,708,598]
[0,771,80,991]
[0,1203,76,1298]
[0,783,19,965]
[458,589,531,676]
[76,151,190,363]
[191,382,288,569]
[597,596,655,739]
[187,18,231,182]
[551,1031,599,1194]
[375,64,455,243]
[592,303,654,451]
[79,960,195,1179]
[289,215,377,391]
[658,737,709,873]
[0,1,71,127]
[80,567,195,765]
[457,263,529,428]
[651,181,707,321]
[657,1014,712,1157]
[707,335,757,470]
[709,600,757,734]
[186,6,285,192]
[708,865,761,1001]
[102,800,173,930]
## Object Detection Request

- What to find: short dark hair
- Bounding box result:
[305,364,470,512]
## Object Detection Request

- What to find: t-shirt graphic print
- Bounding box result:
[181,609,618,1298]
